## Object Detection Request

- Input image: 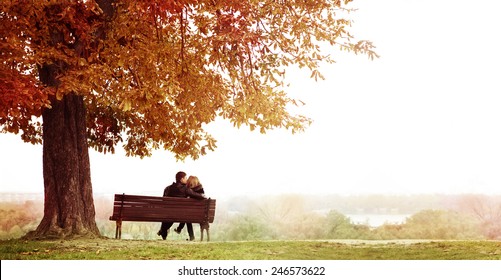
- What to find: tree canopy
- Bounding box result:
[1,0,377,160]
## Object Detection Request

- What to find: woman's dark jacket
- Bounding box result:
[192,185,205,195]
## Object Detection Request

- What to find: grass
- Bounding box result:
[1,239,501,260]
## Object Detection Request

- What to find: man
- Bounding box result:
[157,171,206,240]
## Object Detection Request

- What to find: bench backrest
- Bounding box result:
[109,194,216,224]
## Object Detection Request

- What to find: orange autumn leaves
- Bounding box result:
[1,0,376,159]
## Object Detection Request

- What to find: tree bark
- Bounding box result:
[26,92,100,239]
[24,64,100,239]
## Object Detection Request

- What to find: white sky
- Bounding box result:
[1,0,501,198]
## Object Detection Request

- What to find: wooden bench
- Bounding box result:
[109,193,216,241]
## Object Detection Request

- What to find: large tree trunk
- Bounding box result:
[25,66,100,239]
[27,92,100,239]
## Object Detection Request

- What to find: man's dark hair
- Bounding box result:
[175,171,187,183]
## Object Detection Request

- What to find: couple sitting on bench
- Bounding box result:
[157,171,206,241]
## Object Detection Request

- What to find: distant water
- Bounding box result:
[346,214,411,227]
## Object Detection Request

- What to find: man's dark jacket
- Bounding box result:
[163,182,206,200]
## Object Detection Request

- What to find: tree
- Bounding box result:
[403,209,481,239]
[1,0,377,239]
[324,210,355,239]
[456,194,501,239]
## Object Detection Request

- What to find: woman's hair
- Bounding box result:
[186,176,201,189]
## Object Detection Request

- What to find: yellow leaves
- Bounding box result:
[117,59,125,68]
[55,90,65,101]
[310,69,325,81]
[78,58,87,67]
[120,100,132,112]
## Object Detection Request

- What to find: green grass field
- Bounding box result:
[1,239,500,260]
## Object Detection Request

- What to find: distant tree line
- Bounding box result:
[1,194,500,241]
[0,201,42,239]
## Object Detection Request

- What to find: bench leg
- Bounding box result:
[115,220,122,239]
[199,224,204,241]
[200,223,210,242]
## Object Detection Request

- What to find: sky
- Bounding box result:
[1,0,501,199]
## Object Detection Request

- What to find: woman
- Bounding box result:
[186,176,205,195]
[174,176,205,240]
